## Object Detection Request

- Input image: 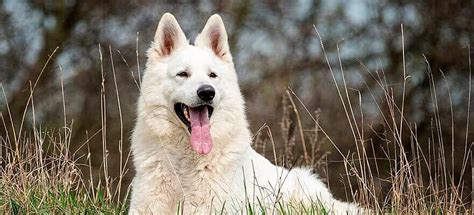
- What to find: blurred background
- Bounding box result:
[1,0,473,205]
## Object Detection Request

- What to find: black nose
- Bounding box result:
[197,85,215,102]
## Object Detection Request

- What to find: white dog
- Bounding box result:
[129,13,363,214]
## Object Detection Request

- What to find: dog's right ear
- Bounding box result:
[153,13,187,57]
[195,14,232,62]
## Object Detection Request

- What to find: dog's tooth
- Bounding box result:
[184,108,189,120]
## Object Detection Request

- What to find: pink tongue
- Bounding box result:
[189,106,213,155]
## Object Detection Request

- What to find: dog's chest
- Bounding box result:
[173,157,238,195]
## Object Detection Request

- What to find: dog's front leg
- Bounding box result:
[180,199,217,214]
[128,172,180,215]
[178,187,228,214]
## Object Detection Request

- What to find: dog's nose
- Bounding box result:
[197,85,215,102]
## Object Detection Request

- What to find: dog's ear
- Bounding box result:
[195,14,232,62]
[153,13,187,57]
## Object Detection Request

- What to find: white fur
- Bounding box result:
[129,13,363,214]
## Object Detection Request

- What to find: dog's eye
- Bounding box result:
[177,71,189,77]
[209,72,217,78]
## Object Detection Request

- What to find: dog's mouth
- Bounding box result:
[174,103,214,130]
[174,103,214,155]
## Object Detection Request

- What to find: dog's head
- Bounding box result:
[139,13,245,155]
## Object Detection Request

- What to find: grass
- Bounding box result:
[0,46,131,214]
[0,30,472,213]
[0,125,128,214]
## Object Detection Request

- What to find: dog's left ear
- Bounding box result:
[153,13,188,58]
[195,14,232,62]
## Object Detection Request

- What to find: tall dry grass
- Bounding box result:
[0,46,131,213]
